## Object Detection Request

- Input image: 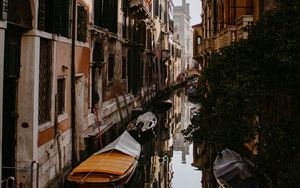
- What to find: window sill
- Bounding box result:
[58,112,68,123]
[39,121,53,132]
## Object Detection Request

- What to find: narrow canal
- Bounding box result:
[125,88,202,188]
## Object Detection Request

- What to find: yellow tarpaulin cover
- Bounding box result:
[72,151,135,176]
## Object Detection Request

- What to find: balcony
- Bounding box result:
[128,0,151,19]
[236,15,253,41]
[213,26,236,51]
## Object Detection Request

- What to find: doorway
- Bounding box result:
[2,25,21,179]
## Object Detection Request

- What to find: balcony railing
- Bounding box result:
[236,15,253,41]
[128,0,151,19]
[213,26,236,51]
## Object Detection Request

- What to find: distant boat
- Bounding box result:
[186,86,198,97]
[68,131,141,188]
[127,112,157,136]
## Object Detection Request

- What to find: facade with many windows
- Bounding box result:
[0,0,180,187]
[198,0,278,67]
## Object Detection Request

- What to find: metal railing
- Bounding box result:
[30,160,39,188]
[1,176,15,188]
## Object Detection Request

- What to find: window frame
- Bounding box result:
[77,3,87,42]
[57,76,66,116]
[196,36,202,45]
[108,54,115,82]
[38,0,71,37]
[122,55,127,80]
[38,38,52,125]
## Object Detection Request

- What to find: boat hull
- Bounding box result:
[75,162,137,188]
[68,131,141,188]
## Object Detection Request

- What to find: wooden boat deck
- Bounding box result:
[68,151,136,183]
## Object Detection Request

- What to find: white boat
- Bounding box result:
[127,112,157,134]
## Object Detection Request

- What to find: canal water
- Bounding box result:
[125,89,202,188]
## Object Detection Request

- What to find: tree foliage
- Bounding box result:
[183,1,300,187]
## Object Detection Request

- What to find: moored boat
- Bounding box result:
[68,131,141,188]
[127,111,157,136]
[213,148,258,188]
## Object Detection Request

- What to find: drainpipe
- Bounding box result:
[71,0,77,168]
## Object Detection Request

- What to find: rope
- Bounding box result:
[77,108,110,183]
[79,149,115,183]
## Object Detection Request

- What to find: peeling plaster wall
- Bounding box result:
[16,33,40,187]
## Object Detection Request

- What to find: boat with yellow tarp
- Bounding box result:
[68,131,141,188]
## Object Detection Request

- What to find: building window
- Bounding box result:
[196,36,202,45]
[230,0,236,25]
[122,56,126,79]
[153,0,158,17]
[108,54,115,82]
[77,4,87,42]
[246,0,253,15]
[122,13,127,38]
[94,0,118,33]
[38,0,70,37]
[39,39,52,124]
[0,0,8,20]
[57,77,66,115]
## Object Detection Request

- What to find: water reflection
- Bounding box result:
[125,89,202,188]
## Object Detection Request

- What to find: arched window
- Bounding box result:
[196,36,202,45]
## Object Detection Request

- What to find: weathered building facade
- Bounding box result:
[174,0,193,74]
[0,0,181,187]
[198,0,278,67]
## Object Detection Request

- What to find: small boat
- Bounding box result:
[213,148,258,188]
[68,131,141,188]
[186,86,198,97]
[127,112,157,136]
